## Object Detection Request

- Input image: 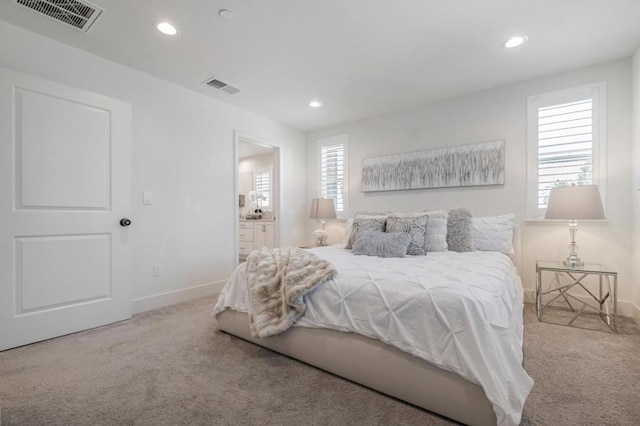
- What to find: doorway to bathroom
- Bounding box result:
[234,132,280,265]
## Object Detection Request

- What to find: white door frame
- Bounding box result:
[233,131,281,267]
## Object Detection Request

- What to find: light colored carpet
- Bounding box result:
[0,296,638,425]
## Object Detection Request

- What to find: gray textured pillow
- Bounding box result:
[422,210,448,252]
[352,230,411,258]
[385,213,428,255]
[345,215,387,249]
[447,208,474,252]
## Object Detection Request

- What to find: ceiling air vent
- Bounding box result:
[11,0,104,32]
[204,77,241,95]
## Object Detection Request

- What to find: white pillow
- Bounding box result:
[422,210,448,252]
[472,214,515,255]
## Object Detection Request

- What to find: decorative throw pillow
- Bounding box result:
[345,215,387,249]
[447,208,474,252]
[385,213,428,255]
[422,210,448,252]
[352,230,411,258]
[472,214,515,255]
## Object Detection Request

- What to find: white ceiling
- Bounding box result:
[1,0,640,132]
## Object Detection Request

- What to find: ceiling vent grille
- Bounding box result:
[11,0,103,32]
[204,77,241,95]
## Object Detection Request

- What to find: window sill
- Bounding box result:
[524,219,609,225]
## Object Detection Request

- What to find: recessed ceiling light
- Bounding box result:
[219,9,233,20]
[156,22,177,36]
[309,100,322,108]
[503,35,528,48]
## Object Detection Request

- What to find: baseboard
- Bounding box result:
[523,287,637,319]
[132,280,226,314]
[631,303,640,325]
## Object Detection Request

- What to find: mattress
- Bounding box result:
[213,245,533,426]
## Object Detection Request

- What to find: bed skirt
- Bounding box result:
[216,309,496,426]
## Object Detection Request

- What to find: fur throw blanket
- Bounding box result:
[246,247,336,338]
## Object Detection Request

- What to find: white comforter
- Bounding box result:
[213,245,533,426]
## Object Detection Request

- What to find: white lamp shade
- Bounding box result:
[544,185,605,220]
[309,198,337,220]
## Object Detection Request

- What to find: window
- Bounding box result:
[318,134,348,218]
[255,170,270,209]
[527,83,606,218]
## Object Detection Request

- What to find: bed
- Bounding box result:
[213,225,533,426]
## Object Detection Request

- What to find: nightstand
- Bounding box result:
[536,261,617,332]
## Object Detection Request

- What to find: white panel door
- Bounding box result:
[0,66,132,351]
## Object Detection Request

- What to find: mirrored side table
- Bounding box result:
[535,261,617,332]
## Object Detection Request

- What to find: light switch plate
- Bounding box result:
[143,191,153,205]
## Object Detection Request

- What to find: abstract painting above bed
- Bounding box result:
[361,140,505,192]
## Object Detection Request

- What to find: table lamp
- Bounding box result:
[544,185,605,267]
[309,198,337,246]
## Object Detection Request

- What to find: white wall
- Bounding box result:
[239,153,274,174]
[632,47,640,321]
[307,58,636,316]
[0,21,307,310]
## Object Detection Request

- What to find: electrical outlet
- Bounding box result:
[153,264,161,277]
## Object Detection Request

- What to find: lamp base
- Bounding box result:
[564,221,583,267]
[563,258,584,268]
[312,229,328,246]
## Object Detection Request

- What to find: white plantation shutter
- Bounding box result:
[537,98,593,208]
[255,171,270,208]
[527,83,605,217]
[318,135,348,218]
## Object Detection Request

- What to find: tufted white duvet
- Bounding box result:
[213,245,533,426]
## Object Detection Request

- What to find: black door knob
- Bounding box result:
[120,218,132,227]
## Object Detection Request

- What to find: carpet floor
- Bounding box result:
[1,296,639,426]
